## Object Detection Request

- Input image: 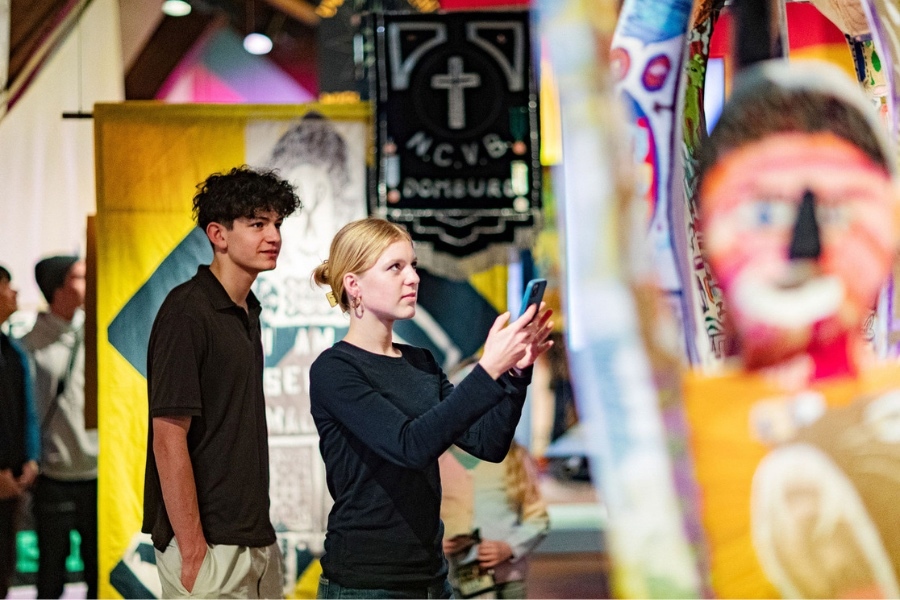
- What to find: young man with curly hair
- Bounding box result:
[142,166,301,599]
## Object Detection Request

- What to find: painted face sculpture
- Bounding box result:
[698,61,900,375]
[683,61,900,599]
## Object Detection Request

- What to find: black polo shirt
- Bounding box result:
[142,265,276,551]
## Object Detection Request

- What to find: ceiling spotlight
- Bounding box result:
[243,32,273,55]
[162,0,192,17]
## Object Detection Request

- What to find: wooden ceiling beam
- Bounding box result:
[124,11,219,100]
[259,0,320,27]
[8,0,83,86]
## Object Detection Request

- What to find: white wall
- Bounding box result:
[0,0,124,332]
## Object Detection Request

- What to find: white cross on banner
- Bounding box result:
[373,10,542,279]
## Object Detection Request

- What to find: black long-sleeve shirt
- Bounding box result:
[309,341,530,590]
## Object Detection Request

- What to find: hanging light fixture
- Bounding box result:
[243,0,273,55]
[243,32,273,54]
[162,0,192,17]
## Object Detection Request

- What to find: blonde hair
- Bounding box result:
[503,440,545,518]
[312,217,413,312]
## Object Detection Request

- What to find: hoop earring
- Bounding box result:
[352,295,364,319]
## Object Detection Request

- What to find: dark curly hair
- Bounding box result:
[192,165,302,231]
[0,265,9,282]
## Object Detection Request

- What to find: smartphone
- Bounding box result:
[516,278,547,321]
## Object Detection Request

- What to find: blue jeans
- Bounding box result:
[317,575,455,599]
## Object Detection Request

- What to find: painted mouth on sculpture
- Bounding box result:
[734,267,845,329]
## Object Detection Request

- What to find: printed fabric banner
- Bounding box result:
[372,10,542,279]
[680,0,728,370]
[611,0,697,363]
[94,102,508,599]
[683,364,900,598]
[537,0,704,597]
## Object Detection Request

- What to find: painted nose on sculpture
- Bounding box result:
[788,189,821,261]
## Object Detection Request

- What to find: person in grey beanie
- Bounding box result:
[22,255,97,599]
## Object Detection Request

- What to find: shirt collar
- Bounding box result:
[196,265,261,315]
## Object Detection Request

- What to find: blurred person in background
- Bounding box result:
[0,264,39,597]
[440,437,549,599]
[22,255,96,599]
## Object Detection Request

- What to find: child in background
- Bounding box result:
[440,440,549,599]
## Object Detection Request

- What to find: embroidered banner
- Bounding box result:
[373,10,541,278]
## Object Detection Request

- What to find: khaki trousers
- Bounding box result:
[155,538,284,599]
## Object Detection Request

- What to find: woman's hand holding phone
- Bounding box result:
[513,303,554,372]
[478,301,554,380]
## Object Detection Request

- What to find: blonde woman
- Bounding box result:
[310,217,553,599]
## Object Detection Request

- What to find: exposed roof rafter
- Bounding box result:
[259,0,320,27]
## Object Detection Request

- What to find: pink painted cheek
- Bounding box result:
[853,209,895,251]
[821,241,891,308]
[705,252,739,291]
[708,233,787,286]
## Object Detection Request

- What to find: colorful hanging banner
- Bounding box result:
[684,364,900,598]
[372,10,541,279]
[851,0,900,356]
[537,0,705,596]
[611,0,696,362]
[680,0,729,370]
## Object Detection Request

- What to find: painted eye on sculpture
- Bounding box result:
[738,199,794,229]
[817,204,852,229]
